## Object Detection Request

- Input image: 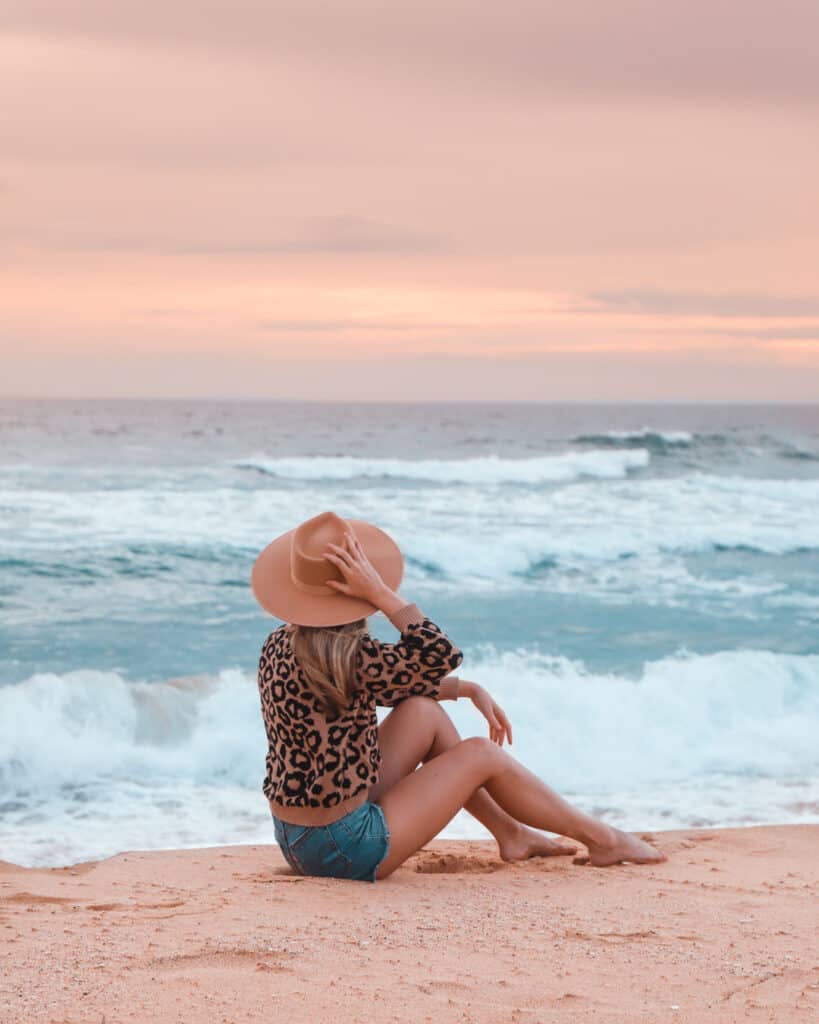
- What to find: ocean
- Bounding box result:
[1,399,818,868]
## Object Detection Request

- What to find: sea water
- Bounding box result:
[1,399,818,867]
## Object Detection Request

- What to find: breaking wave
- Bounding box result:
[233,449,650,484]
[2,647,819,865]
[572,428,694,450]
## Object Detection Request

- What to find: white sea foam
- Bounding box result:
[2,648,818,866]
[0,669,262,793]
[233,449,651,484]
[3,473,819,560]
[3,474,819,616]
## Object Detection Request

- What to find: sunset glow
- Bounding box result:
[2,4,818,399]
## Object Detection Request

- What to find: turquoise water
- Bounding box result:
[2,399,818,866]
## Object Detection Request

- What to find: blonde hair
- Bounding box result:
[286,618,368,717]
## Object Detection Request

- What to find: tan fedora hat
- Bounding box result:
[250,510,404,626]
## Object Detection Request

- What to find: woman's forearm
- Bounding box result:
[456,679,477,699]
[436,675,461,701]
[373,586,412,619]
[436,677,480,701]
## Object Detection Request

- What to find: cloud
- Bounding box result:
[177,217,446,255]
[4,217,446,255]
[739,326,819,339]
[3,2,819,104]
[584,290,819,319]
[255,317,466,332]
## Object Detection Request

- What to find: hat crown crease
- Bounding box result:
[290,510,348,595]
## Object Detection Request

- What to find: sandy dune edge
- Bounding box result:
[1,826,817,1023]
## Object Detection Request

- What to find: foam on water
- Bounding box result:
[234,448,651,484]
[2,647,818,866]
[0,669,261,793]
[2,473,819,648]
[4,473,819,598]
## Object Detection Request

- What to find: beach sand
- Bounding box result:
[1,825,817,1023]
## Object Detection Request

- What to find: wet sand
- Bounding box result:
[1,825,817,1023]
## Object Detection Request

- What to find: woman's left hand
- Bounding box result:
[461,680,513,746]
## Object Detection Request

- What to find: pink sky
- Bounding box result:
[2,2,818,400]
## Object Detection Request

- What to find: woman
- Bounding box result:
[252,511,665,883]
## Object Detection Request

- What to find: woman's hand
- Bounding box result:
[323,531,389,605]
[460,680,513,746]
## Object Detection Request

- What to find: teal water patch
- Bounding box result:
[683,547,819,595]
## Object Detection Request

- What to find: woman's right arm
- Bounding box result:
[322,533,463,704]
[357,598,464,706]
[324,532,511,739]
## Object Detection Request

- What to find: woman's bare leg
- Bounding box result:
[370,697,576,861]
[375,734,666,879]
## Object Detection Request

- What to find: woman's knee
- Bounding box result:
[394,695,447,721]
[458,735,504,770]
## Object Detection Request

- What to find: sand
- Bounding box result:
[1,825,817,1024]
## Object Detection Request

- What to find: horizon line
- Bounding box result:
[1,396,818,406]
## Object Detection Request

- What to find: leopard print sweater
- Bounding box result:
[257,602,464,808]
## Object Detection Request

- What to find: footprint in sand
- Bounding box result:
[411,851,503,874]
[2,892,73,906]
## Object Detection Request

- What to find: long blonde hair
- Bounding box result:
[286,618,368,717]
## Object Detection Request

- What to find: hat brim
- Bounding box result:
[250,519,404,626]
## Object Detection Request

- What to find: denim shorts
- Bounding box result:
[272,800,391,883]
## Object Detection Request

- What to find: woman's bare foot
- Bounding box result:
[573,827,667,867]
[498,825,578,863]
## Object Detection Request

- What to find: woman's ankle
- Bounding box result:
[576,818,618,850]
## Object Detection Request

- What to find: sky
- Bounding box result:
[2,1,819,401]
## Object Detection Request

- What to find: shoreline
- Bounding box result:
[2,825,817,1023]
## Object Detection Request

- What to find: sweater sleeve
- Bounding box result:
[357,602,464,707]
